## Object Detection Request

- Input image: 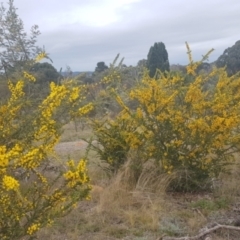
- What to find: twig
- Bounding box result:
[158,224,240,240]
[192,208,207,220]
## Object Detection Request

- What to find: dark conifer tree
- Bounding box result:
[147,42,170,77]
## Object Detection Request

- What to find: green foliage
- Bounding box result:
[146,42,170,78]
[19,62,62,103]
[216,40,240,76]
[190,198,229,211]
[81,54,128,118]
[0,0,42,79]
[90,115,136,174]
[30,62,61,84]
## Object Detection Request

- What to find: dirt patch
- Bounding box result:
[54,140,89,155]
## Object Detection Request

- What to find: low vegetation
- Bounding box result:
[38,122,240,240]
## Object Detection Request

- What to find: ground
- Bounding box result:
[37,122,240,240]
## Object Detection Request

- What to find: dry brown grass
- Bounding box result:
[37,121,240,240]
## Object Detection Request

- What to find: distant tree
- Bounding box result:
[196,62,212,74]
[216,40,240,76]
[146,42,170,77]
[31,62,61,84]
[137,59,147,68]
[0,0,42,78]
[95,61,108,73]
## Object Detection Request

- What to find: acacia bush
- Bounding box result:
[0,54,93,239]
[91,44,240,191]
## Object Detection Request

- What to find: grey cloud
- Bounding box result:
[1,0,240,70]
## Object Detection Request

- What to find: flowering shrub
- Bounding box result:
[91,44,240,190]
[0,54,92,239]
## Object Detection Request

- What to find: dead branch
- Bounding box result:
[157,224,240,240]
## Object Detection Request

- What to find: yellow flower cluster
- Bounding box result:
[8,80,25,101]
[27,223,41,235]
[100,71,121,84]
[69,87,80,102]
[64,159,89,188]
[40,82,68,119]
[186,63,198,75]
[79,103,94,116]
[0,146,8,171]
[0,144,23,173]
[19,147,44,169]
[47,191,66,205]
[35,51,48,62]
[23,71,36,82]
[2,175,19,191]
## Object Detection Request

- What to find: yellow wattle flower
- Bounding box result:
[2,176,19,191]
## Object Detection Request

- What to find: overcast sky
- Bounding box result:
[1,0,240,71]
